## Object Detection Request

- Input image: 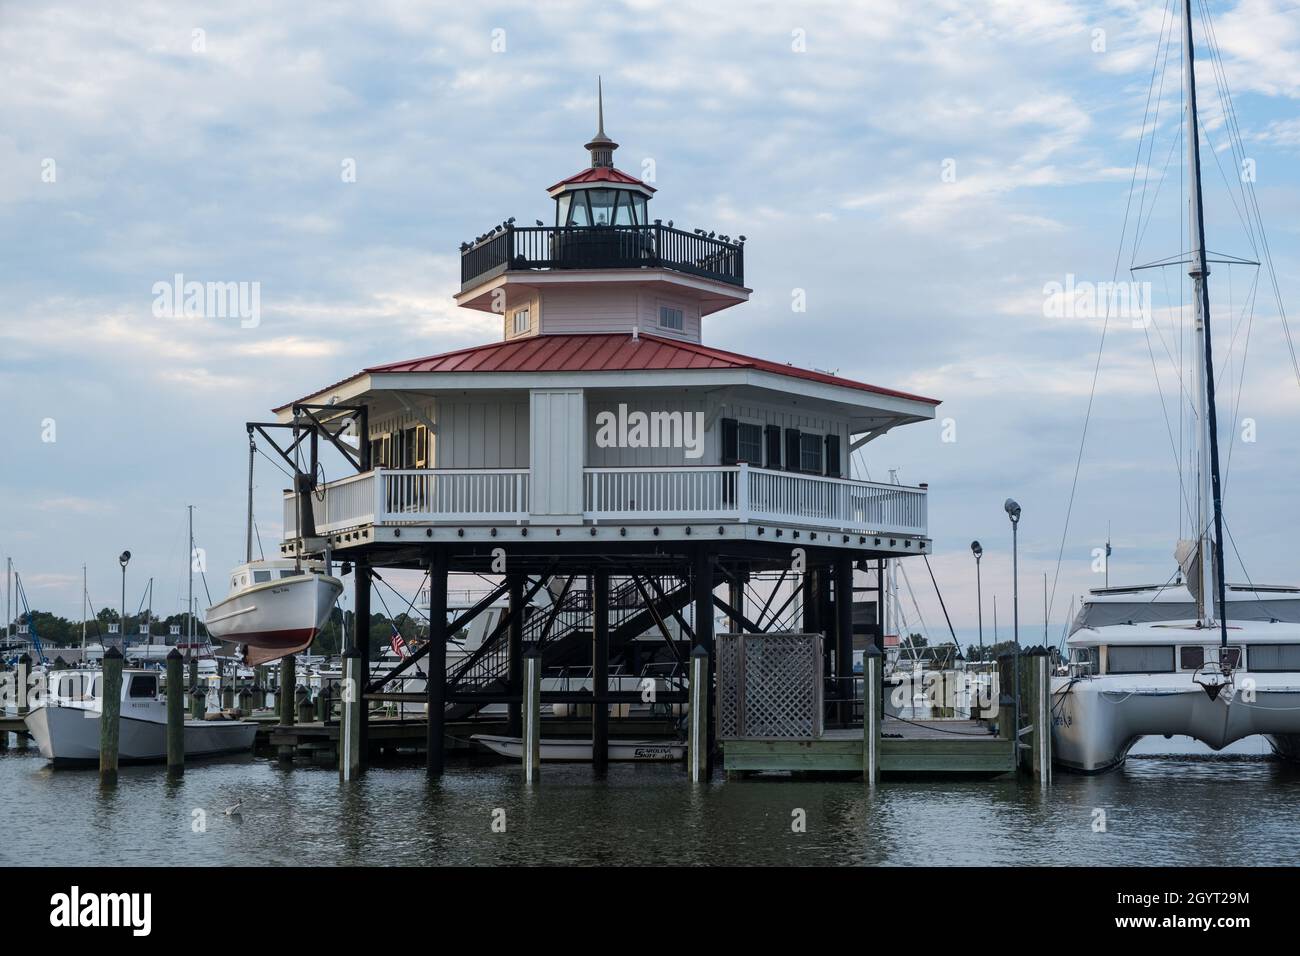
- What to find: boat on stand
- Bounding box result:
[1051,0,1300,772]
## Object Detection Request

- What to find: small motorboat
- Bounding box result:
[24,668,257,766]
[205,559,343,666]
[472,734,686,762]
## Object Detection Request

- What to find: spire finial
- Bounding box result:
[597,75,606,137]
[585,77,617,168]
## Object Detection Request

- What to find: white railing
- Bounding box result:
[380,468,529,523]
[284,465,925,539]
[283,471,377,537]
[583,466,739,519]
[584,464,927,536]
[746,466,927,536]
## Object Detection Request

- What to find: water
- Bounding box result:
[4,742,1299,866]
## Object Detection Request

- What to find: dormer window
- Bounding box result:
[513,307,531,334]
[659,306,684,331]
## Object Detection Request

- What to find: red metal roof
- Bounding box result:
[547,166,656,193]
[362,333,940,405]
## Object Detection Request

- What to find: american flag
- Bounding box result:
[390,626,409,658]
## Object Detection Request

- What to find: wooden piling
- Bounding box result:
[506,570,524,738]
[221,682,235,711]
[1026,648,1052,785]
[339,648,363,781]
[237,687,252,717]
[296,686,313,724]
[835,554,855,725]
[279,656,296,727]
[16,653,30,717]
[15,653,30,750]
[522,647,542,783]
[592,568,610,772]
[863,645,881,786]
[693,548,716,776]
[687,644,709,783]
[99,646,123,786]
[165,648,184,776]
[425,549,448,776]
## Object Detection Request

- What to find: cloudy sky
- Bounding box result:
[2,0,1298,647]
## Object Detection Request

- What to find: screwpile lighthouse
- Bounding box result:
[250,86,940,775]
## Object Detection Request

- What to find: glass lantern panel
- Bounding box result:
[587,188,615,226]
[555,194,571,227]
[567,193,591,226]
[634,196,648,225]
[613,191,635,225]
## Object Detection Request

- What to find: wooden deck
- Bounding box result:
[722,718,1017,776]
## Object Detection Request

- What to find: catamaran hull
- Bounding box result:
[1051,677,1300,772]
[205,573,342,666]
[24,705,258,765]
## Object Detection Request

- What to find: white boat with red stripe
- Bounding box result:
[205,559,343,666]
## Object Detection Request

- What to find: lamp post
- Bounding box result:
[118,550,131,652]
[970,541,984,662]
[1004,500,1021,747]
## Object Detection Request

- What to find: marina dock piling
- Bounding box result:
[425,548,448,776]
[863,645,881,786]
[296,686,313,724]
[592,568,610,772]
[507,571,524,737]
[15,653,30,750]
[99,647,123,786]
[280,655,296,727]
[688,644,709,783]
[522,647,541,783]
[340,648,363,781]
[166,648,184,776]
[1026,647,1052,785]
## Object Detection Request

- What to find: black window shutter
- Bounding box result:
[764,425,782,470]
[720,417,739,465]
[825,434,841,477]
[784,428,801,472]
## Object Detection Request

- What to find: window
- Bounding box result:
[128,675,158,699]
[659,306,684,331]
[1179,646,1205,670]
[1245,644,1300,671]
[1106,645,1175,674]
[737,423,763,464]
[253,570,272,583]
[513,307,530,335]
[279,569,298,579]
[588,188,616,226]
[1218,645,1242,669]
[800,432,823,473]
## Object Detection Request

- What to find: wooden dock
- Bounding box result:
[722,718,1017,776]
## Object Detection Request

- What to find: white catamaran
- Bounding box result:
[1051,0,1300,772]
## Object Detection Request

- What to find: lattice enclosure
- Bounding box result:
[716,633,823,740]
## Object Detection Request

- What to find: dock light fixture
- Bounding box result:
[118,550,131,651]
[970,541,984,661]
[1004,499,1022,744]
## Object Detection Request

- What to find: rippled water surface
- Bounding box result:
[3,743,1298,866]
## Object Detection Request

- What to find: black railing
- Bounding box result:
[460,224,745,289]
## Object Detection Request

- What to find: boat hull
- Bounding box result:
[205,573,343,666]
[472,734,685,762]
[24,704,258,765]
[1051,675,1300,772]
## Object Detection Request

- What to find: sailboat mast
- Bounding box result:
[188,505,195,656]
[82,564,87,654]
[1182,0,1230,647]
